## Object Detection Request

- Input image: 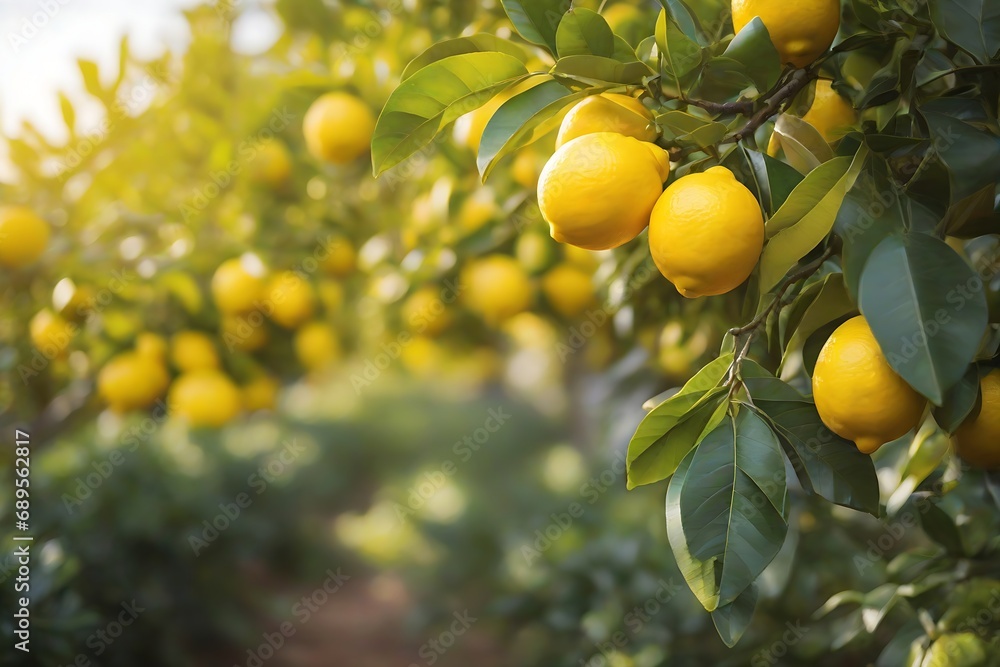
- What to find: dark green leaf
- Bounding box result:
[550,55,654,85]
[656,9,703,85]
[401,35,531,80]
[923,110,1000,203]
[611,35,639,63]
[656,0,704,43]
[781,273,856,365]
[712,585,758,647]
[656,110,728,148]
[666,448,720,611]
[744,147,805,216]
[500,0,572,54]
[934,364,981,433]
[928,0,1000,65]
[722,17,781,92]
[918,498,966,555]
[556,8,615,58]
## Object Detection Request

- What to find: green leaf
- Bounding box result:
[556,8,615,58]
[371,53,529,175]
[679,408,788,606]
[759,148,867,295]
[781,273,856,365]
[886,420,952,515]
[550,55,654,85]
[626,355,732,489]
[656,110,729,149]
[722,17,781,92]
[692,57,755,102]
[500,0,572,55]
[58,93,76,134]
[656,9,703,85]
[656,0,704,43]
[770,114,836,174]
[401,35,531,80]
[666,448,720,611]
[923,110,1000,204]
[78,58,104,101]
[744,147,804,216]
[935,364,981,434]
[928,0,1000,65]
[918,499,966,555]
[611,35,639,63]
[859,232,989,405]
[712,584,758,647]
[478,80,593,181]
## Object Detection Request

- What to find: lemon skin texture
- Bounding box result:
[802,80,857,143]
[648,167,763,298]
[812,316,927,454]
[732,0,840,69]
[555,94,658,148]
[954,370,1000,469]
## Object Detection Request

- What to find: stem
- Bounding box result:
[682,97,754,116]
[724,68,817,144]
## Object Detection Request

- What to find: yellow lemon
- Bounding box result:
[512,150,544,190]
[136,332,168,361]
[564,244,602,271]
[402,287,452,337]
[801,79,858,143]
[456,78,545,152]
[249,139,292,188]
[539,133,670,251]
[98,352,169,412]
[211,258,265,314]
[264,271,316,329]
[220,314,269,353]
[170,331,220,372]
[555,94,658,148]
[242,374,280,412]
[321,236,357,277]
[542,263,597,319]
[954,370,1000,469]
[169,370,242,427]
[458,188,498,232]
[29,309,76,358]
[516,230,559,274]
[813,316,926,454]
[649,166,763,298]
[0,206,49,268]
[303,92,375,164]
[294,321,341,371]
[732,0,840,69]
[462,255,534,326]
[400,336,445,377]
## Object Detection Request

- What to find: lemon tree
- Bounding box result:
[377,0,1000,648]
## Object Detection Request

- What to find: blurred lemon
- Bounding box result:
[221,314,269,353]
[249,139,292,188]
[318,279,345,312]
[732,0,839,69]
[801,79,857,143]
[462,255,534,326]
[603,4,647,45]
[29,309,75,358]
[511,150,544,190]
[564,244,601,271]
[136,332,168,360]
[169,369,242,427]
[170,331,220,371]
[542,263,597,319]
[400,336,445,377]
[303,92,375,164]
[813,316,926,454]
[211,258,265,314]
[457,188,498,233]
[954,370,1000,469]
[649,166,763,298]
[265,271,316,329]
[555,93,657,148]
[539,133,669,250]
[295,321,341,371]
[322,236,357,277]
[516,229,559,274]
[456,78,544,152]
[0,206,49,268]
[242,374,280,412]
[402,287,452,336]
[98,352,169,413]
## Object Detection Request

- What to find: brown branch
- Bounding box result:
[682,97,754,116]
[724,68,817,144]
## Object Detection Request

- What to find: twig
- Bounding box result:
[682,97,754,116]
[724,68,817,144]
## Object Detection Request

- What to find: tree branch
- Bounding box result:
[682,97,754,116]
[724,68,817,144]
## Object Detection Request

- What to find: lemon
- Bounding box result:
[462,255,534,326]
[539,133,670,251]
[954,370,1000,469]
[458,188,497,233]
[321,236,357,277]
[802,79,857,143]
[221,314,269,353]
[516,230,559,274]
[98,352,169,412]
[400,336,445,377]
[555,94,657,148]
[511,150,544,190]
[136,332,168,360]
[456,79,544,153]
[732,0,840,69]
[29,309,75,358]
[249,139,292,188]
[170,331,220,372]
[542,263,597,319]
[294,321,341,371]
[242,374,279,412]
[264,271,316,329]
[169,369,242,427]
[564,245,601,271]
[649,166,763,298]
[0,206,50,268]
[813,316,926,454]
[303,92,375,164]
[211,258,265,314]
[402,287,452,336]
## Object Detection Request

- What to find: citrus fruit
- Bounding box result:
[249,139,292,188]
[264,271,316,329]
[322,237,357,277]
[555,93,657,148]
[954,370,1000,469]
[542,263,597,319]
[455,78,544,153]
[400,335,445,377]
[294,321,341,371]
[169,369,242,427]
[303,92,375,164]
[0,206,50,268]
[221,314,269,353]
[457,188,497,233]
[402,287,452,336]
[512,150,544,190]
[812,316,926,454]
[516,230,559,274]
[648,166,763,298]
[211,258,265,314]
[98,352,169,412]
[802,79,857,143]
[732,0,840,69]
[29,309,75,358]
[136,332,168,360]
[242,374,279,412]
[461,255,534,326]
[170,331,220,372]
[539,133,670,251]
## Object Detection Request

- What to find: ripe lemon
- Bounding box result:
[732,0,840,69]
[212,258,265,314]
[458,188,497,233]
[812,316,926,454]
[555,94,657,148]
[221,314,269,353]
[249,139,292,188]
[0,206,50,268]
[29,309,75,358]
[461,255,534,326]
[516,230,559,274]
[954,370,1000,469]
[264,272,316,329]
[402,287,452,337]
[802,79,857,143]
[322,237,356,278]
[136,332,168,360]
[169,369,242,427]
[98,352,169,412]
[171,331,220,372]
[512,150,544,190]
[542,263,597,319]
[648,166,763,298]
[539,133,670,251]
[303,92,375,164]
[400,336,445,377]
[456,78,544,153]
[294,321,341,370]
[242,374,279,412]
